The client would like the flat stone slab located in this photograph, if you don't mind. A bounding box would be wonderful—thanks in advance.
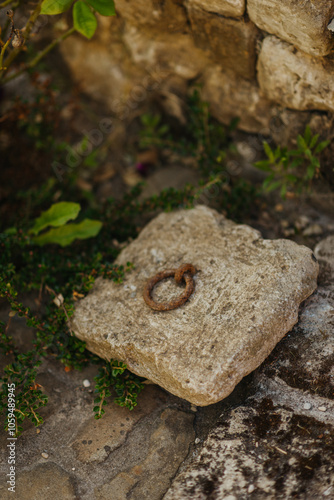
[71,206,318,406]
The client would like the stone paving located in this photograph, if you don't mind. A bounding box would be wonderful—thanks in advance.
[0,235,333,499]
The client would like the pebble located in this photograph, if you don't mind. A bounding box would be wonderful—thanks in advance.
[41,452,49,459]
[190,405,197,412]
[303,402,312,410]
[318,406,327,412]
[195,438,201,445]
[294,215,310,230]
[303,224,323,237]
[83,379,91,388]
[248,484,255,493]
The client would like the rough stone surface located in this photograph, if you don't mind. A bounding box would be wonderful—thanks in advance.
[248,0,334,56]
[0,463,77,500]
[188,6,260,79]
[95,409,195,500]
[115,0,188,33]
[123,24,209,80]
[71,206,318,406]
[164,235,334,499]
[187,0,245,18]
[257,36,334,113]
[202,66,273,133]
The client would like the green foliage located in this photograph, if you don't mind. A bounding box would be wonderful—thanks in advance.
[29,202,81,235]
[73,1,98,39]
[41,0,74,15]
[29,202,102,247]
[139,89,238,180]
[255,126,330,198]
[0,0,116,83]
[32,218,102,247]
[93,361,144,418]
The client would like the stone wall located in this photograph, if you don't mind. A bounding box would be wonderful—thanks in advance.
[60,0,334,141]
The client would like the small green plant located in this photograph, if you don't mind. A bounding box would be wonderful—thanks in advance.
[255,126,330,198]
[0,0,115,84]
[139,89,239,179]
[28,201,102,246]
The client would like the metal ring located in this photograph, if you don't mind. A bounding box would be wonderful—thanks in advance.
[143,264,197,311]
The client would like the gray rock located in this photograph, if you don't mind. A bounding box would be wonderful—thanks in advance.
[248,0,334,56]
[164,234,334,498]
[188,6,260,79]
[187,0,245,18]
[257,36,334,112]
[0,463,76,500]
[71,206,318,406]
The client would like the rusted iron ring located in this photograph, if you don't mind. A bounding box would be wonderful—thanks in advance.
[143,264,197,311]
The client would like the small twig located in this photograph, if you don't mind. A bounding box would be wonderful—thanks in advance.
[0,0,14,8]
[0,9,14,70]
[1,0,43,77]
[45,284,74,335]
[1,26,75,84]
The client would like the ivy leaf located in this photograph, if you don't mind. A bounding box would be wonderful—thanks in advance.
[41,0,74,15]
[73,1,98,39]
[85,0,115,16]
[32,219,102,247]
[30,202,81,235]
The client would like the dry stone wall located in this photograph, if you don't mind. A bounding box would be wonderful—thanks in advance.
[60,0,334,139]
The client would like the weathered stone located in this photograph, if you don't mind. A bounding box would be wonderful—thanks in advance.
[188,6,260,79]
[71,386,164,464]
[257,36,334,113]
[187,0,245,18]
[164,398,334,499]
[115,0,188,33]
[123,24,209,80]
[59,17,149,114]
[0,463,76,500]
[248,0,334,56]
[164,234,334,498]
[71,206,318,406]
[202,66,273,133]
[95,409,195,500]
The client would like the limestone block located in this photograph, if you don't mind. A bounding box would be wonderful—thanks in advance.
[247,0,334,56]
[202,66,273,134]
[115,0,187,33]
[71,206,318,406]
[123,24,210,80]
[59,18,148,113]
[257,36,334,113]
[188,6,260,79]
[186,0,245,18]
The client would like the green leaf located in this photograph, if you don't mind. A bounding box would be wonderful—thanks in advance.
[310,133,319,149]
[315,140,330,154]
[32,219,102,247]
[297,135,307,151]
[73,1,98,39]
[263,142,275,163]
[264,180,281,193]
[30,202,81,235]
[304,125,312,146]
[85,0,115,16]
[280,184,287,198]
[304,148,312,159]
[41,0,74,15]
[254,160,271,172]
[4,227,17,235]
